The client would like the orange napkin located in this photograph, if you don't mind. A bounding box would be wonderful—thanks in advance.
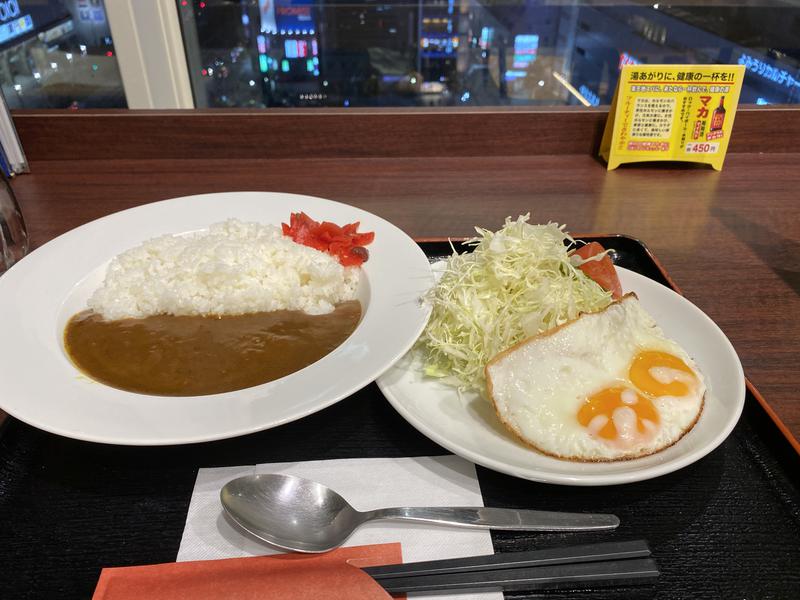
[92,543,403,600]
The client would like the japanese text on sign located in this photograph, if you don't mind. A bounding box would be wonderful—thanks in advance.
[600,64,745,170]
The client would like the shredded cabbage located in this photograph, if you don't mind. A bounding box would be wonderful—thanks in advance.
[418,215,613,393]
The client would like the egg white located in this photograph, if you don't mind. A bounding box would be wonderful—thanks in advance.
[486,293,706,461]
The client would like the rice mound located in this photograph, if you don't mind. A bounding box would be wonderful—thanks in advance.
[89,219,360,320]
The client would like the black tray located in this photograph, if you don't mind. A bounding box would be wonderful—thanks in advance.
[1,237,799,599]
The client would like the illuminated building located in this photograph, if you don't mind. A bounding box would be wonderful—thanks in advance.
[181,1,800,108]
[0,0,124,109]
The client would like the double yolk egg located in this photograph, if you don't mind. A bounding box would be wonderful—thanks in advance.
[486,295,705,462]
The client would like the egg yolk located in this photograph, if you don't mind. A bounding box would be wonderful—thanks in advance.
[629,350,697,398]
[577,387,660,441]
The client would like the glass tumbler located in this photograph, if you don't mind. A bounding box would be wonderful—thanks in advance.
[0,174,28,275]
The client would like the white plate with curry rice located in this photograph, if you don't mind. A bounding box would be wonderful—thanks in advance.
[0,192,433,445]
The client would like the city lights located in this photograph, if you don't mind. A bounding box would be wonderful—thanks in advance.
[175,1,800,111]
[553,72,592,106]
[578,84,600,106]
[739,53,800,89]
[619,52,641,69]
[513,35,539,69]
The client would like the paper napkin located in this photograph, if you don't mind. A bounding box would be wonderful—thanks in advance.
[178,455,502,600]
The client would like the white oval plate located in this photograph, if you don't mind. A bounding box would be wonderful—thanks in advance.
[378,267,745,486]
[0,192,433,445]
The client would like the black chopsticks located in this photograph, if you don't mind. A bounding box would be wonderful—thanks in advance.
[363,540,658,594]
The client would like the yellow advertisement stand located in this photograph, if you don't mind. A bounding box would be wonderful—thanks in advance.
[600,64,745,171]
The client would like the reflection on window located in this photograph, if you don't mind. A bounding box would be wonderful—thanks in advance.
[0,0,125,109]
[177,0,800,108]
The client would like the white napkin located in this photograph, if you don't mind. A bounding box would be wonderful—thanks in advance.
[178,455,502,600]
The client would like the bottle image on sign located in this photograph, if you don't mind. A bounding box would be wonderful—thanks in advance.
[710,97,726,131]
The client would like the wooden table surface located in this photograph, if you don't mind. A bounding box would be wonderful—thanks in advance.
[10,152,800,451]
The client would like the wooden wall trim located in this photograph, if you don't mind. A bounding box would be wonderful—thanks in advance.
[12,105,799,161]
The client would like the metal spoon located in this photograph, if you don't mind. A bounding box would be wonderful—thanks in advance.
[220,473,620,553]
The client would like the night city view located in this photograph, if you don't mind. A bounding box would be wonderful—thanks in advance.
[0,0,797,110]
[0,1,123,109]
[177,0,800,109]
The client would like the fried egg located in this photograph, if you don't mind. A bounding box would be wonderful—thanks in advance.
[485,293,705,461]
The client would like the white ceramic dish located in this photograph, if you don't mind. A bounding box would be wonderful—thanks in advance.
[377,267,745,486]
[0,192,433,445]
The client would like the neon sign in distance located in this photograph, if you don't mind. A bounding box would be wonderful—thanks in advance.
[0,0,20,22]
[619,52,640,69]
[513,34,538,70]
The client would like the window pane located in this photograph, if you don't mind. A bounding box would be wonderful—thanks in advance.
[0,0,125,109]
[177,0,800,108]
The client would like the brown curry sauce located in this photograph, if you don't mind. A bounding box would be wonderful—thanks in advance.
[64,301,361,396]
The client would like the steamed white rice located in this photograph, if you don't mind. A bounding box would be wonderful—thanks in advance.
[88,219,360,320]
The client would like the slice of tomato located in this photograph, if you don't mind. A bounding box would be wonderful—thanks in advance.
[574,242,623,299]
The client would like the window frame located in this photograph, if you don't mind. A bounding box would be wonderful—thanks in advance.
[105,0,194,109]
